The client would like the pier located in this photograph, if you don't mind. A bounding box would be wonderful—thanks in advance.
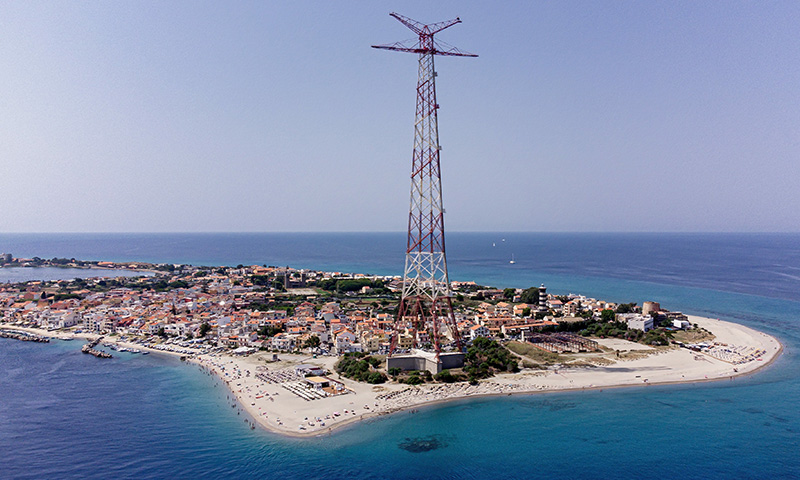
[0,330,50,343]
[81,342,113,359]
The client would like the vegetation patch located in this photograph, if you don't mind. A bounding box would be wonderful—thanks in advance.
[506,341,562,364]
[335,352,387,384]
[464,337,519,382]
[672,328,715,344]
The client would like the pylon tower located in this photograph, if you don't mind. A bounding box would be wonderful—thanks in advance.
[373,13,476,357]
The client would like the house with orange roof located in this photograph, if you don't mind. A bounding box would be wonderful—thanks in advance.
[546,299,563,312]
[287,325,308,335]
[334,328,356,353]
[270,333,295,351]
[310,322,329,343]
[513,303,531,317]
[360,332,382,353]
[469,324,490,340]
[563,300,581,316]
[483,316,519,328]
[495,302,513,315]
[320,302,341,313]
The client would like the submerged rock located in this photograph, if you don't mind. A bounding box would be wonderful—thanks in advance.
[398,435,449,453]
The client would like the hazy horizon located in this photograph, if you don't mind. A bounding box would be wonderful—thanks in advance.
[3,230,799,235]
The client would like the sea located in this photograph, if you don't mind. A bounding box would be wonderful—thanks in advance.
[1,233,798,479]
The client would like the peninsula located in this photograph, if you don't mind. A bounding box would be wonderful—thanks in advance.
[0,257,782,437]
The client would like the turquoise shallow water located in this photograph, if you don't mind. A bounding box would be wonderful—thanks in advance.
[1,233,799,479]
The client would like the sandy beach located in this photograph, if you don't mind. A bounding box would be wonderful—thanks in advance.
[184,315,783,437]
[2,314,782,438]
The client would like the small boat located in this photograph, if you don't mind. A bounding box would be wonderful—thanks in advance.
[509,254,516,264]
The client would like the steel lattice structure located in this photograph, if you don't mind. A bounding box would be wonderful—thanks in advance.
[373,13,476,358]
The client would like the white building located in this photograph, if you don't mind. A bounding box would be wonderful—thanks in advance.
[469,324,490,340]
[270,333,295,351]
[334,328,357,353]
[673,319,691,329]
[619,313,654,332]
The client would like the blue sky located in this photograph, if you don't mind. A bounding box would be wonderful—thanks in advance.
[1,1,798,232]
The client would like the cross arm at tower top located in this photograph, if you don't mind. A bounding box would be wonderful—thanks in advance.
[371,12,478,58]
[389,12,461,36]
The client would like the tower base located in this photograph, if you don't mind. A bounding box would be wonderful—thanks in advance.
[386,349,465,374]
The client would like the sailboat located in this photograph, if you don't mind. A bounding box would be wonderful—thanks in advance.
[509,254,516,264]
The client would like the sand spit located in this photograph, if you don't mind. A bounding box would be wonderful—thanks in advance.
[187,315,782,438]
[3,315,782,438]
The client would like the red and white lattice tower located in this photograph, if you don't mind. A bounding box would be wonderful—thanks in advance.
[373,13,476,358]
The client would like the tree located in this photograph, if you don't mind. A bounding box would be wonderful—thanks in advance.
[520,287,539,305]
[616,303,637,314]
[304,336,321,349]
[157,327,167,338]
[601,309,616,322]
[464,337,519,380]
[434,369,457,383]
[522,307,531,317]
[503,288,516,300]
[366,371,387,384]
[198,322,211,337]
[258,325,283,338]
[335,353,387,384]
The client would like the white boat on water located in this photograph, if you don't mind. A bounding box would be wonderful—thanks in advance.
[509,254,516,264]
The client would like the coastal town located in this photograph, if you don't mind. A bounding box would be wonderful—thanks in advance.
[0,255,782,436]
[0,255,689,354]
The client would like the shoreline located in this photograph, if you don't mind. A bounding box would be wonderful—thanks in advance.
[2,315,783,439]
[180,314,786,438]
[0,264,159,276]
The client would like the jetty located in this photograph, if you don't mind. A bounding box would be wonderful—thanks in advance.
[0,330,50,343]
[81,341,112,359]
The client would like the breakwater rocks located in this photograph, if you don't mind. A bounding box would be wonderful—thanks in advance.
[0,330,50,343]
[81,344,113,359]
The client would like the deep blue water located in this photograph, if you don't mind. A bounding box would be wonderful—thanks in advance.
[2,232,799,303]
[1,233,799,479]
